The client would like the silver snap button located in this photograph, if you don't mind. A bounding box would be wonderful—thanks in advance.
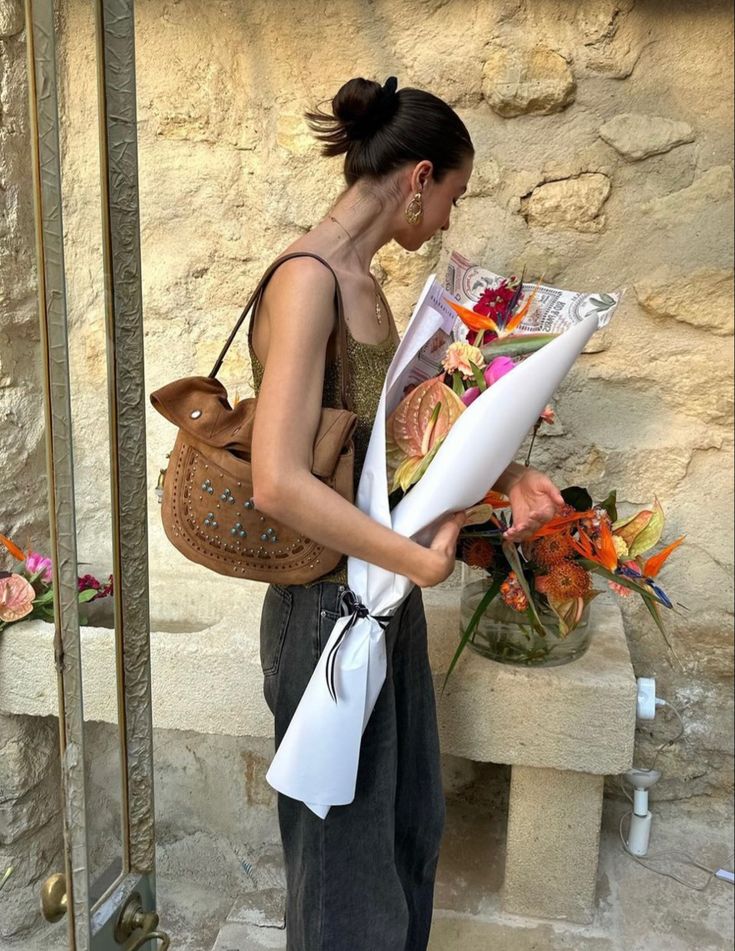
[190,409,202,419]
[320,610,327,617]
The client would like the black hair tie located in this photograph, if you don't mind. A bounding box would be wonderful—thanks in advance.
[381,75,398,100]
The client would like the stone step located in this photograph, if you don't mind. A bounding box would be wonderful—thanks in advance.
[210,796,735,951]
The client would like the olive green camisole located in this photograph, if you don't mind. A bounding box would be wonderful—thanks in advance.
[248,281,399,586]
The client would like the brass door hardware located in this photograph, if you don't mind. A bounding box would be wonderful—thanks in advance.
[40,872,67,923]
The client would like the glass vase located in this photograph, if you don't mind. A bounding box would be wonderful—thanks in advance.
[459,564,592,668]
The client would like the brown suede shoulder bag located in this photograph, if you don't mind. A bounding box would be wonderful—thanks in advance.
[149,252,357,584]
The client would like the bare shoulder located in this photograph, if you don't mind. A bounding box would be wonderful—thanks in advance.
[254,252,338,366]
[265,252,337,302]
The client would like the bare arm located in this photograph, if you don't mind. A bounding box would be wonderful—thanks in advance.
[251,258,462,588]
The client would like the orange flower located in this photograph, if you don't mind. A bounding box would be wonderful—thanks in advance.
[533,532,574,567]
[642,535,685,578]
[530,508,596,539]
[572,521,619,572]
[0,533,26,562]
[537,561,591,601]
[386,376,465,492]
[481,490,511,509]
[500,572,529,612]
[463,539,495,570]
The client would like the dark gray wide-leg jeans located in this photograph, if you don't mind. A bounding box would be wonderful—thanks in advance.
[259,581,446,951]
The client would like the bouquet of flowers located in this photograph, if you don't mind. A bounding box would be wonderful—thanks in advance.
[0,532,113,633]
[382,258,679,677]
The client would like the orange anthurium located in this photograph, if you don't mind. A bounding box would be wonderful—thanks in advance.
[386,377,465,492]
[643,535,685,578]
[0,533,25,562]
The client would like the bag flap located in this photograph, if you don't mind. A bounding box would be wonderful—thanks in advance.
[149,376,257,450]
[150,376,357,477]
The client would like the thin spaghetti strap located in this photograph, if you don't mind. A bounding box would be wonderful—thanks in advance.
[208,252,353,413]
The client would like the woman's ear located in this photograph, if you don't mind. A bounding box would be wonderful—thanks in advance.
[411,159,433,193]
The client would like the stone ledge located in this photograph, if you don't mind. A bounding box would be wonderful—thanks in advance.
[426,590,637,775]
[0,576,635,776]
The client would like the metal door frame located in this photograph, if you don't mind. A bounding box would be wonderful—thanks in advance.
[26,1,163,946]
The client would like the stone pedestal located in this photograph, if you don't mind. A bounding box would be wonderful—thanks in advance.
[426,591,636,924]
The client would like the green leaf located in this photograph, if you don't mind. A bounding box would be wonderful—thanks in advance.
[562,486,593,512]
[628,498,665,558]
[599,490,618,522]
[468,360,487,392]
[451,372,465,397]
[480,333,557,359]
[33,589,55,606]
[441,575,503,695]
[502,541,546,634]
[78,589,98,603]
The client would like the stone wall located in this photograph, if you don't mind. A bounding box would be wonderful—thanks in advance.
[1,0,732,804]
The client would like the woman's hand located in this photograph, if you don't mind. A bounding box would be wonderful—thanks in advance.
[502,466,564,543]
[413,511,468,588]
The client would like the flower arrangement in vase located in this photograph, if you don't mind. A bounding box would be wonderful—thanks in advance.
[0,533,113,633]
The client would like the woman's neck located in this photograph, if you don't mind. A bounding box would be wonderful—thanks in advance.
[317,185,396,274]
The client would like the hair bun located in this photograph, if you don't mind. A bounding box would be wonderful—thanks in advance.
[333,76,399,141]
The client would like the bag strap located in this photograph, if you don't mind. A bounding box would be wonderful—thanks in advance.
[208,251,353,413]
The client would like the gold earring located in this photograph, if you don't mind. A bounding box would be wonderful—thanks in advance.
[405,191,423,225]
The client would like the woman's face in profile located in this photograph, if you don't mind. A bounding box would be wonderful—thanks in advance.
[396,156,474,251]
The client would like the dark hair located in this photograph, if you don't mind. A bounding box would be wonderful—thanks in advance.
[304,76,474,187]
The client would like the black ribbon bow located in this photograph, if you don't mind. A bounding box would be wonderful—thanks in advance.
[324,587,392,704]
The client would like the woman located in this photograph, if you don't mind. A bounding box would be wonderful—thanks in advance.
[249,76,563,951]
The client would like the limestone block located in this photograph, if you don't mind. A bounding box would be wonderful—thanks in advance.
[521,174,611,233]
[0,767,60,844]
[482,47,576,118]
[426,592,636,775]
[0,715,57,798]
[599,113,695,161]
[503,766,604,923]
[0,0,23,38]
[634,268,734,336]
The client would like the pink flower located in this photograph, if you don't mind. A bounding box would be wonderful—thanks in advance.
[540,404,555,425]
[460,386,481,407]
[0,573,36,622]
[25,551,53,583]
[483,356,515,387]
[608,579,632,598]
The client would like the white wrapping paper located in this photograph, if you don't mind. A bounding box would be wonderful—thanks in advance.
[266,273,616,818]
